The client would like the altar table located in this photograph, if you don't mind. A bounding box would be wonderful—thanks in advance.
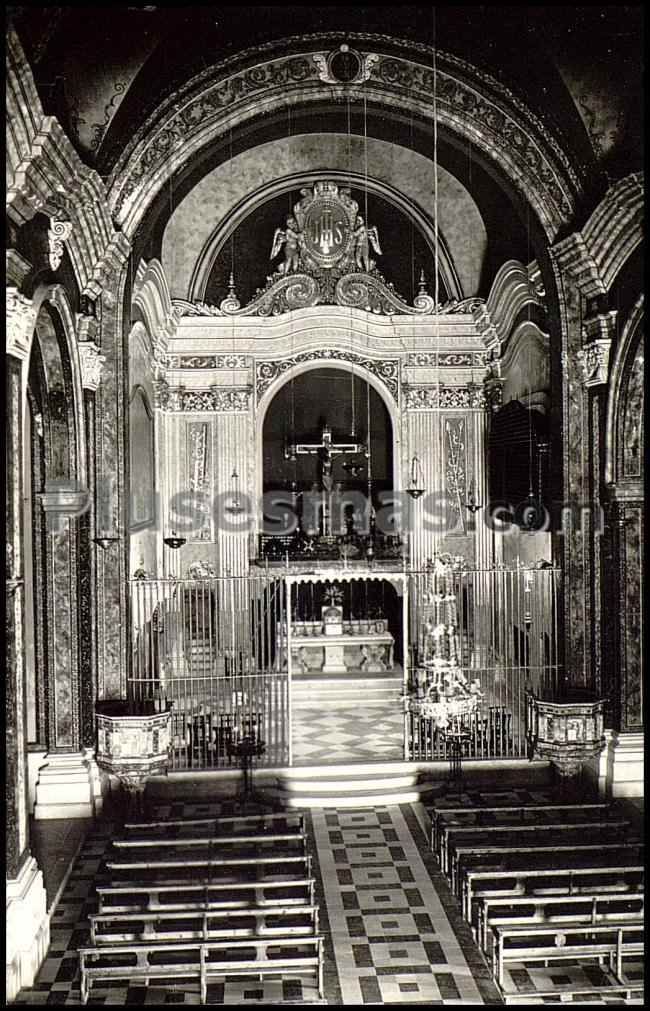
[276,626,394,674]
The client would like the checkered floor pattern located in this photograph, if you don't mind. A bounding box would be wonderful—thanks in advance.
[13,791,644,1005]
[292,703,404,765]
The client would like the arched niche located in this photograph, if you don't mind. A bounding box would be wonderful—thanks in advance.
[256,358,401,517]
[23,291,87,752]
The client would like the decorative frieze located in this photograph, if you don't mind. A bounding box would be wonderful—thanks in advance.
[47,219,73,271]
[577,339,612,388]
[256,351,399,403]
[6,288,37,361]
[166,353,250,370]
[153,383,252,412]
[77,341,107,392]
[404,385,486,410]
[406,352,488,368]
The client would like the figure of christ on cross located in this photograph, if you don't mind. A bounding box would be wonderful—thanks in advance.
[286,424,368,536]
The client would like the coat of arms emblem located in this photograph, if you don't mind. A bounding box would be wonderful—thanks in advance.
[270,181,382,275]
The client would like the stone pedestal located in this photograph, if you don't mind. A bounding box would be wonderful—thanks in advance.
[587,729,644,799]
[33,752,98,820]
[6,856,49,1001]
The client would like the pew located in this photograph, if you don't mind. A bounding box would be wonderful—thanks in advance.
[111,831,306,857]
[477,890,644,953]
[431,803,611,854]
[442,818,629,877]
[451,838,639,893]
[105,853,310,883]
[199,936,324,1003]
[97,875,316,914]
[124,812,305,839]
[462,861,643,921]
[90,904,319,944]
[79,935,324,1004]
[79,941,202,1004]
[490,921,644,989]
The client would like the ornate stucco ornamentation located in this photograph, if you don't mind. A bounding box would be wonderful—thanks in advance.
[256,351,399,404]
[78,342,107,392]
[404,385,487,411]
[577,339,612,387]
[406,352,489,368]
[156,387,252,413]
[6,288,37,360]
[47,219,74,271]
[166,353,250,370]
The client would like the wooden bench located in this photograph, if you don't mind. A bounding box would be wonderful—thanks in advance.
[430,803,611,854]
[200,936,324,1003]
[451,839,640,894]
[97,875,315,913]
[442,820,630,877]
[90,904,319,944]
[462,862,644,921]
[110,831,306,858]
[123,812,305,840]
[79,935,324,1004]
[477,890,645,953]
[79,941,202,1004]
[105,853,311,883]
[500,984,644,1006]
[491,921,644,989]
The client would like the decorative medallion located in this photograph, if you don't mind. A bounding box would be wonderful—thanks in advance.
[270,180,381,276]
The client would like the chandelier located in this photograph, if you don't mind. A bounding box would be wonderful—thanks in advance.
[409,554,483,731]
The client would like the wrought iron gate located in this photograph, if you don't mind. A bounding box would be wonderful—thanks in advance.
[128,565,561,769]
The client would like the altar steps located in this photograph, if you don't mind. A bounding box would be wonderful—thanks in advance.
[271,762,428,808]
[291,674,403,706]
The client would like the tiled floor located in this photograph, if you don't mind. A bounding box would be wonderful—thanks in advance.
[14,793,644,1005]
[292,703,404,765]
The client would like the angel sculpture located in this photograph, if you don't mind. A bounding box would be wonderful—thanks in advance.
[352,215,382,272]
[270,216,302,274]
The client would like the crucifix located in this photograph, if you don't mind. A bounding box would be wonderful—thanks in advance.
[285,424,367,535]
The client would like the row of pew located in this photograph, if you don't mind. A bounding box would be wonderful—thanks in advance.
[429,797,644,1004]
[79,810,324,1004]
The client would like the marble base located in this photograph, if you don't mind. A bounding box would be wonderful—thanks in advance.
[27,750,47,815]
[6,856,50,1001]
[33,752,100,820]
[587,729,644,798]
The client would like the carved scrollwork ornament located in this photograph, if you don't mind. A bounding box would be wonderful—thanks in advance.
[48,219,73,271]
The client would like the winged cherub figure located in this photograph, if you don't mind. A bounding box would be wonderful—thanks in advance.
[352,215,382,272]
[270,215,303,274]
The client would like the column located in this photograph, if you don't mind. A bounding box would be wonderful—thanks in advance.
[549,238,609,691]
[6,289,50,999]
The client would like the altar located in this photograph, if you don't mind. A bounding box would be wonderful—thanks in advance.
[277,606,395,674]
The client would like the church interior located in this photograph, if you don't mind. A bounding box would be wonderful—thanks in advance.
[6,5,644,1005]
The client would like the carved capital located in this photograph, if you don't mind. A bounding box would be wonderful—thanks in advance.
[39,479,91,531]
[577,339,612,387]
[48,219,73,271]
[78,341,107,392]
[6,287,36,360]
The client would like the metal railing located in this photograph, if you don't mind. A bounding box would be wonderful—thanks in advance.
[128,565,561,768]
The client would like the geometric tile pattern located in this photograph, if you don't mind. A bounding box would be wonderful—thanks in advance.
[292,703,404,765]
[310,804,501,1004]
